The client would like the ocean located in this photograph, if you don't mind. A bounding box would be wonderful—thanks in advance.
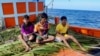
[47,9,100,29]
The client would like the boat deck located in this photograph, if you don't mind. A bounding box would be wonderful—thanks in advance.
[0,24,100,56]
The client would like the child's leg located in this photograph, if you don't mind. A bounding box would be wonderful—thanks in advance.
[66,35,85,51]
[60,36,72,49]
[41,34,48,40]
[36,36,43,44]
[42,35,54,43]
[18,34,30,51]
[55,36,71,48]
[28,35,34,41]
[36,38,40,44]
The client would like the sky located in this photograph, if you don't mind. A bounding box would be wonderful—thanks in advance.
[45,0,100,11]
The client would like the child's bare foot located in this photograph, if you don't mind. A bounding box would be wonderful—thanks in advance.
[24,47,31,52]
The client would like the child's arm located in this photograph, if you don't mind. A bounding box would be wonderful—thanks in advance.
[21,25,27,36]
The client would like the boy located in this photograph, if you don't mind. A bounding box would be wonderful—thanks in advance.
[56,16,85,51]
[34,13,54,44]
[18,15,36,52]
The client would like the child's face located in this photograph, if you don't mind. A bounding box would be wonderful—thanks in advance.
[23,18,29,24]
[62,19,67,24]
[41,18,46,23]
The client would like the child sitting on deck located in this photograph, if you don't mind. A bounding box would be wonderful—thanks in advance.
[18,15,36,52]
[34,13,54,44]
[55,16,85,51]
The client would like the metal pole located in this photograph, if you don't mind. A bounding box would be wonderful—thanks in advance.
[36,0,39,16]
[45,6,48,13]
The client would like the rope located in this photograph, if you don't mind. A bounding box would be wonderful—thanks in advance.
[51,0,54,9]
[46,0,54,9]
[46,0,54,6]
[45,0,71,13]
[46,0,71,9]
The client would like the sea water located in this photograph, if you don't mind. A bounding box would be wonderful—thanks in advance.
[47,9,100,29]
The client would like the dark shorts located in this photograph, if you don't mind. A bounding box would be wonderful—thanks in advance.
[36,34,48,39]
[22,33,37,42]
[30,33,37,42]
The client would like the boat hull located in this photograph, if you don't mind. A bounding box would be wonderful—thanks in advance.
[70,25,100,38]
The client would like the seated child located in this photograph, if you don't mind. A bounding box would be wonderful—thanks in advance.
[18,15,36,52]
[34,13,54,44]
[55,16,85,51]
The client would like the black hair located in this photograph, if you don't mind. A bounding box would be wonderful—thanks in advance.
[24,15,29,20]
[23,22,33,30]
[41,12,48,19]
[23,15,32,29]
[61,16,67,21]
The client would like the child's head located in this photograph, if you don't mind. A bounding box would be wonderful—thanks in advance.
[40,13,48,23]
[61,16,67,25]
[23,15,29,24]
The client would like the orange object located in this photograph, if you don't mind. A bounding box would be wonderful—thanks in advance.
[0,1,45,28]
[29,14,36,22]
[55,17,59,25]
[5,17,16,28]
[70,25,100,38]
[81,29,88,35]
[28,2,36,12]
[94,30,100,38]
[2,3,14,15]
[18,16,24,26]
[18,15,36,26]
[56,49,87,56]
[16,2,26,13]
[38,2,44,11]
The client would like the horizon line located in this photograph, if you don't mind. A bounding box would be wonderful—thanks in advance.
[47,8,100,12]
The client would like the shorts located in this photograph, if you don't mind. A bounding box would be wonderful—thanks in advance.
[36,34,48,40]
[55,37,62,42]
[55,34,68,42]
[23,33,37,42]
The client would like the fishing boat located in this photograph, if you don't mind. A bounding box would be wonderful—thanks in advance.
[0,0,99,38]
[0,0,100,56]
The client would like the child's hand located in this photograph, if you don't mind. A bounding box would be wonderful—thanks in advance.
[26,33,33,36]
[41,35,47,40]
[40,27,44,30]
[23,34,30,37]
[23,33,27,36]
